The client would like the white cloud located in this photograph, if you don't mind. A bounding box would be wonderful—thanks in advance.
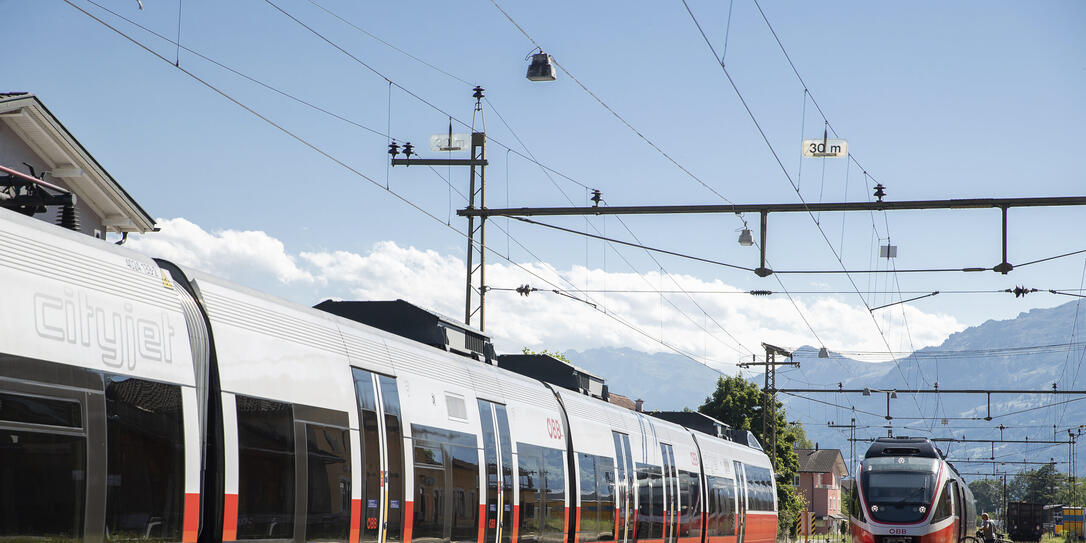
[129,218,967,368]
[128,218,314,284]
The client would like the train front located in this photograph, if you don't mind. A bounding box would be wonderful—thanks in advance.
[851,455,950,543]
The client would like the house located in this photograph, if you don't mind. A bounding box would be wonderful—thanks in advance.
[0,92,154,238]
[795,447,849,536]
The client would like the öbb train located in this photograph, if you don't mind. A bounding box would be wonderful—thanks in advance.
[0,206,778,543]
[850,437,976,543]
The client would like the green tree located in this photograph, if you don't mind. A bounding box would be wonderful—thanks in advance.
[1017,464,1066,504]
[521,347,572,364]
[969,478,1003,515]
[698,374,807,536]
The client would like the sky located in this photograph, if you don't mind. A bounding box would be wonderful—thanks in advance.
[6,1,1086,374]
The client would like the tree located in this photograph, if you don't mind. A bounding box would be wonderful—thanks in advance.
[521,347,572,364]
[699,374,807,536]
[1019,464,1066,504]
[969,478,1003,515]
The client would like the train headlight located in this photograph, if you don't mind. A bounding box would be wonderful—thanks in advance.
[871,505,879,512]
[918,506,927,513]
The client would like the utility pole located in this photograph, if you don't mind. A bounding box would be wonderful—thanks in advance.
[390,87,489,330]
[464,86,488,330]
[738,342,797,468]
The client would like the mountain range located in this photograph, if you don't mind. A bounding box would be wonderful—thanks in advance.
[565,300,1086,479]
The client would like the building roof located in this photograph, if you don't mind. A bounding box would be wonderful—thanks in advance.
[608,392,637,410]
[0,93,154,232]
[796,448,849,477]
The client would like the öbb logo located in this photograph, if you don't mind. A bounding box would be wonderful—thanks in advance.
[546,418,563,440]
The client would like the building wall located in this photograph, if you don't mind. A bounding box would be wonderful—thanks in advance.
[0,122,105,237]
[797,471,843,535]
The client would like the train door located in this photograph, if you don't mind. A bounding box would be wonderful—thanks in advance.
[733,462,747,543]
[479,400,515,543]
[660,444,679,543]
[353,369,406,543]
[612,432,635,543]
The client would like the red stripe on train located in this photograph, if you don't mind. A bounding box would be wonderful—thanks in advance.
[350,498,362,543]
[182,493,199,543]
[575,506,582,543]
[403,501,414,543]
[478,503,487,543]
[222,493,239,541]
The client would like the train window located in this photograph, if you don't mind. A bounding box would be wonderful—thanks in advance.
[541,448,566,543]
[494,406,514,543]
[517,443,566,543]
[450,444,480,542]
[596,457,616,541]
[932,481,953,523]
[104,376,185,542]
[706,476,735,537]
[579,453,599,543]
[519,444,542,543]
[305,424,352,543]
[379,375,406,543]
[479,402,500,543]
[0,391,82,428]
[678,470,700,536]
[414,443,446,541]
[412,424,480,543]
[743,466,774,512]
[635,463,664,539]
[236,396,296,540]
[354,369,382,543]
[0,429,86,540]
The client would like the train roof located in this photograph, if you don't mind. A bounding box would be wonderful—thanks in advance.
[864,437,942,459]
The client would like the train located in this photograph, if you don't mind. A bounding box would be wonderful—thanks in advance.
[1006,502,1044,542]
[0,205,778,543]
[849,437,976,543]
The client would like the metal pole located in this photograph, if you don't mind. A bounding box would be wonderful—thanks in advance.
[478,131,487,331]
[762,354,770,452]
[465,136,477,325]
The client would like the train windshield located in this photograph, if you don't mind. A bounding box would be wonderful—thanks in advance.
[860,457,939,523]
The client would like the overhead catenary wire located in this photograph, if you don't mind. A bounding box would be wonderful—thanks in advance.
[87,0,754,364]
[260,0,757,361]
[485,0,882,360]
[63,0,726,372]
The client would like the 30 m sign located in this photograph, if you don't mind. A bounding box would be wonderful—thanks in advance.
[801,138,848,158]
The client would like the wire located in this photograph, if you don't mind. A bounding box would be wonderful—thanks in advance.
[486,0,844,361]
[510,216,754,272]
[487,0,738,206]
[64,0,720,371]
[83,0,394,140]
[298,0,758,359]
[307,0,475,87]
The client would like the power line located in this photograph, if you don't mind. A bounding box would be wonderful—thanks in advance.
[487,0,846,361]
[262,0,754,359]
[63,0,722,371]
[486,0,738,206]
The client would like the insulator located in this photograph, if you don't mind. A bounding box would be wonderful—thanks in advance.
[388,142,400,158]
[57,202,79,231]
[749,290,772,296]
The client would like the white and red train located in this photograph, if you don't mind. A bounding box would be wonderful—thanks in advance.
[0,205,777,543]
[851,438,977,543]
